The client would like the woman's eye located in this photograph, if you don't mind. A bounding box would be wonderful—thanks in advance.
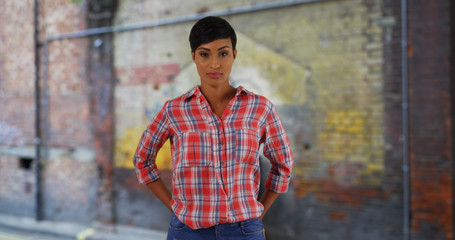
[199,52,209,57]
[220,52,229,57]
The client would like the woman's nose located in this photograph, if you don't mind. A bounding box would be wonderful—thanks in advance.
[210,57,220,69]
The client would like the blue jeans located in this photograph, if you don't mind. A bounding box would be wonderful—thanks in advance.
[167,214,266,240]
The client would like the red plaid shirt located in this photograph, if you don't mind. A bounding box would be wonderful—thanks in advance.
[134,86,293,229]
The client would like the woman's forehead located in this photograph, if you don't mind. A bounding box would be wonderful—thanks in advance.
[196,38,232,51]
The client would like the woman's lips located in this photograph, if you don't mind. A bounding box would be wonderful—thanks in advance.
[207,72,222,78]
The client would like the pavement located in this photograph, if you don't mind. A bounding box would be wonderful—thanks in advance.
[0,213,168,240]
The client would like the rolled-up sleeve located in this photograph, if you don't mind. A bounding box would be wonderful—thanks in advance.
[133,101,170,184]
[262,102,294,193]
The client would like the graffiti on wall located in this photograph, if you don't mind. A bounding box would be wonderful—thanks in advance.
[114,64,179,170]
[113,0,386,197]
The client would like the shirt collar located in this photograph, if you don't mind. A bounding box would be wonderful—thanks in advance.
[183,86,202,100]
[184,85,252,101]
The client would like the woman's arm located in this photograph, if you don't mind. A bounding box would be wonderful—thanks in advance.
[146,178,173,213]
[259,188,280,220]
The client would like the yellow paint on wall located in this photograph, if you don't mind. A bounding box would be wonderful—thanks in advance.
[155,140,172,170]
[114,127,142,169]
[236,34,308,105]
[322,110,383,169]
[115,127,172,170]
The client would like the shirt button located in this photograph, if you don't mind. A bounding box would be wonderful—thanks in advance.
[221,161,225,166]
[220,141,224,145]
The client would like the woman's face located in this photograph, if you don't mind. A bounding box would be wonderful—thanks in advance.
[192,38,237,88]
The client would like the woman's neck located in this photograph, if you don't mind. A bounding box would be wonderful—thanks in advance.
[199,83,236,103]
[199,83,237,118]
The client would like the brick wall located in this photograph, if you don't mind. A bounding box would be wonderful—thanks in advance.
[111,0,453,239]
[0,156,35,216]
[408,0,454,239]
[0,1,35,146]
[382,0,404,208]
[0,0,453,239]
[0,0,97,224]
[0,0,39,218]
[38,0,96,224]
[111,0,407,239]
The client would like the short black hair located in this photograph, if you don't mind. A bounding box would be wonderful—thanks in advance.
[189,16,237,53]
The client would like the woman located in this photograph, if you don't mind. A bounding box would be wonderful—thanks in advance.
[134,16,293,240]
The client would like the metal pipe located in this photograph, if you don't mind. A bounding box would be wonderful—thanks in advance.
[42,41,50,162]
[452,0,455,236]
[401,0,410,239]
[45,0,324,41]
[33,0,43,221]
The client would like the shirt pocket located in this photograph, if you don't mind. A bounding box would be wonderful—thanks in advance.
[235,129,259,164]
[179,132,212,167]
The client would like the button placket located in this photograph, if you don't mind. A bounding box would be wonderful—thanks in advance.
[218,119,229,194]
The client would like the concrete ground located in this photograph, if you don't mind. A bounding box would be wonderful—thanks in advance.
[0,213,167,240]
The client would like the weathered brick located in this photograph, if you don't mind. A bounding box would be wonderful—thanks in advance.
[0,0,453,239]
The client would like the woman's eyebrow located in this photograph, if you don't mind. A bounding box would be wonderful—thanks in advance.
[196,47,211,51]
[196,46,231,52]
[217,46,230,51]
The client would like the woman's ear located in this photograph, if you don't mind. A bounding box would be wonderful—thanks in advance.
[233,49,237,59]
[191,51,195,61]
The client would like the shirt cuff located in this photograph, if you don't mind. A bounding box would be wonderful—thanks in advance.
[137,166,161,185]
[265,173,291,193]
